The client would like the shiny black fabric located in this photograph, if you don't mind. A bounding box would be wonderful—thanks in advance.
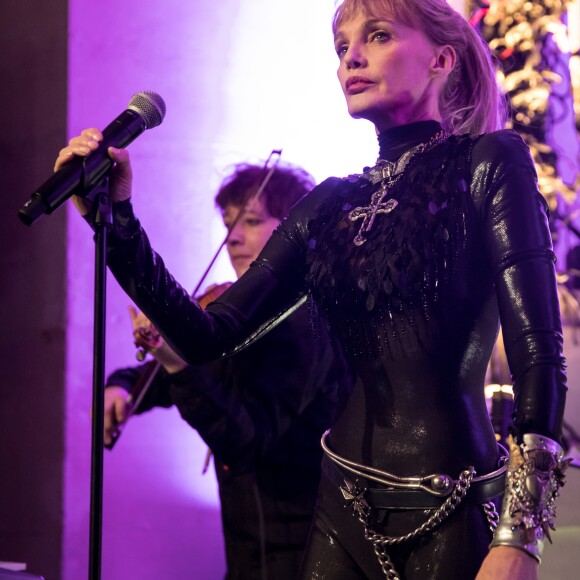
[301,460,495,580]
[103,122,567,578]
[106,305,343,579]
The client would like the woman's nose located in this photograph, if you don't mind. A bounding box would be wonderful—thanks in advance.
[345,43,366,69]
[228,223,244,245]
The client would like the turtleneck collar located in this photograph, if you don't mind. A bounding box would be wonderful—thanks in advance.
[377,120,443,162]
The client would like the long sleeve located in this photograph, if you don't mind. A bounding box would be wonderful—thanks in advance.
[473,130,567,441]
[168,307,341,472]
[106,364,143,393]
[103,312,342,473]
[104,178,340,366]
[104,309,341,473]
[105,361,173,412]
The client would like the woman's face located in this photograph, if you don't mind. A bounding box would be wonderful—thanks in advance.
[334,11,445,132]
[223,198,280,278]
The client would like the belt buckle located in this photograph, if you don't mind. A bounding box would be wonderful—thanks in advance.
[340,478,370,519]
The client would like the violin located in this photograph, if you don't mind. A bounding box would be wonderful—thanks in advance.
[133,281,234,360]
[106,281,233,450]
[197,281,234,308]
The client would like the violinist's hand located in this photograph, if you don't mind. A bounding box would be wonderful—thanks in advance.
[104,386,131,447]
[476,546,538,580]
[53,128,133,216]
[129,306,188,374]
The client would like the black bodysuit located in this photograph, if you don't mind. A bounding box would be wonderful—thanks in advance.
[103,122,566,579]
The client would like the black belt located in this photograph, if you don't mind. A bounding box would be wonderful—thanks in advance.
[322,454,505,510]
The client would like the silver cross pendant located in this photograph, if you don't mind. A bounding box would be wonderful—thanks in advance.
[349,184,399,246]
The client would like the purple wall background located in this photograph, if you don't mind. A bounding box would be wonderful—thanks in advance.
[63,0,368,580]
[1,1,372,577]
[62,1,374,579]
[1,1,580,579]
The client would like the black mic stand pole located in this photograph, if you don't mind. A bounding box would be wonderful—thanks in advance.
[88,176,112,580]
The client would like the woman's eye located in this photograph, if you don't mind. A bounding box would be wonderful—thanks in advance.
[370,30,390,43]
[245,218,262,226]
[336,43,348,58]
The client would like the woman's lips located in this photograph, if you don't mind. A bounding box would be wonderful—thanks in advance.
[345,77,373,94]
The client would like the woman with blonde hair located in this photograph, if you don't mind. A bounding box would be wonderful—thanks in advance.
[57,0,568,578]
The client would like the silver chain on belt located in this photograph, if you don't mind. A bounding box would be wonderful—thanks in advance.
[321,431,502,579]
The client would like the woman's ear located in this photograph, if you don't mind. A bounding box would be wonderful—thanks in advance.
[431,45,456,80]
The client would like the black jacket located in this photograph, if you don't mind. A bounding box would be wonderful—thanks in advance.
[107,304,345,579]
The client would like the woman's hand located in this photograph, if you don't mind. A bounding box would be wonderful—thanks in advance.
[129,306,188,374]
[53,128,133,215]
[476,546,538,580]
[103,386,132,447]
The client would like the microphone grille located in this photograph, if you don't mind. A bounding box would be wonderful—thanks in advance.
[128,91,166,129]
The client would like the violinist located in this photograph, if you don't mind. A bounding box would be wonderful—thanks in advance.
[103,162,347,580]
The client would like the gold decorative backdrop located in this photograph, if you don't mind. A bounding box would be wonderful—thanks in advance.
[470,0,580,210]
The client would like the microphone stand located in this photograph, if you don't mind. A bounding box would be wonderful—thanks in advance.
[88,176,112,580]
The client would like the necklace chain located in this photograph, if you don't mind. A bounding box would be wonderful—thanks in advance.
[348,130,449,246]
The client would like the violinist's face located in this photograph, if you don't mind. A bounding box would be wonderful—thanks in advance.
[334,11,446,132]
[223,198,280,278]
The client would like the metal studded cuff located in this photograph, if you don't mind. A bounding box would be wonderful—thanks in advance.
[490,433,570,562]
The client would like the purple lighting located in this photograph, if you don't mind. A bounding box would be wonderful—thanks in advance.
[64,1,370,579]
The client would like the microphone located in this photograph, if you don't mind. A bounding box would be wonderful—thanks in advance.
[18,91,166,226]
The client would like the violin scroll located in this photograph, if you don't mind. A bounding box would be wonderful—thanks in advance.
[134,325,163,361]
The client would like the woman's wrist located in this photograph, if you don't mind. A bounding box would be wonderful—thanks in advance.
[490,433,569,562]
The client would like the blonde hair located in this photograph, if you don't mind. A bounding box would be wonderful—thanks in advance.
[333,0,506,135]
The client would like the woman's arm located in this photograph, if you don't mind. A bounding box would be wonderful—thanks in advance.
[103,190,316,364]
[56,127,337,365]
[475,129,566,441]
[474,130,568,576]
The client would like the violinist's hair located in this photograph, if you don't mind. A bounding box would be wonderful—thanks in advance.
[332,0,507,135]
[215,162,316,220]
